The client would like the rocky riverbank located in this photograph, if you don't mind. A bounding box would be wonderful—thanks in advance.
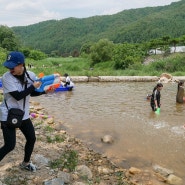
[0,101,132,185]
[0,99,183,185]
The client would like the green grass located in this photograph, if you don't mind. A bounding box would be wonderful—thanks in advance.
[1,53,185,77]
[46,135,65,143]
[44,125,54,132]
[26,57,92,76]
[49,149,78,172]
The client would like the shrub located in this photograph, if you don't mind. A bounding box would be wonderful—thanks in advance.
[50,149,78,172]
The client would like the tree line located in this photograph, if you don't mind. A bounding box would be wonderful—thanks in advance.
[10,0,185,56]
[1,24,185,71]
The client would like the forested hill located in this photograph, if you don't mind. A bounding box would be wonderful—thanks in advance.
[12,0,185,55]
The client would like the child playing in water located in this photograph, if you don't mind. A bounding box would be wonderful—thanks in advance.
[63,73,73,87]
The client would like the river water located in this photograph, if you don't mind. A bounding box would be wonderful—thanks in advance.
[32,82,185,181]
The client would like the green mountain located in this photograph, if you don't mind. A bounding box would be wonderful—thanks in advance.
[12,0,185,55]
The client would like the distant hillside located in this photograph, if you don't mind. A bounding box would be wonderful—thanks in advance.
[12,0,185,55]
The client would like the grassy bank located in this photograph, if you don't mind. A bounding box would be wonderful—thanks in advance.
[1,53,185,77]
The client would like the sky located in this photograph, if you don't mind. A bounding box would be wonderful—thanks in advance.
[0,0,180,27]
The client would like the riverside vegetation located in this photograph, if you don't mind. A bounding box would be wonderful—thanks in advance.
[1,52,185,78]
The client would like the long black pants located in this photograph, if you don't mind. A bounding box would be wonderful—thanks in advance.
[0,118,36,163]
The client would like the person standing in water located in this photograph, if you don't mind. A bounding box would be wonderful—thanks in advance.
[176,80,185,103]
[150,83,163,111]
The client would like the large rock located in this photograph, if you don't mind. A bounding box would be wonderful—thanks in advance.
[160,73,172,80]
[101,135,114,144]
[75,165,93,180]
[167,174,183,185]
[153,164,173,177]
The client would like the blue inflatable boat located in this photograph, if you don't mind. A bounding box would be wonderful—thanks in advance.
[54,84,74,92]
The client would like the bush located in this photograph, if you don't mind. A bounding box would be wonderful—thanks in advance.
[29,50,47,60]
[90,39,114,65]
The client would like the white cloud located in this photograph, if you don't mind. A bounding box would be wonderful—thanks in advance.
[0,0,180,27]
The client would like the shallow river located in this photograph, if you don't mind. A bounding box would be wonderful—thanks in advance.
[32,82,185,181]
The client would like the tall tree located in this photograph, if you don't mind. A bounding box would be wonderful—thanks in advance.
[170,38,180,53]
[90,39,114,65]
[0,25,20,51]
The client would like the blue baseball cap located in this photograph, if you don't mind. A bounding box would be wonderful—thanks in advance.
[3,51,25,69]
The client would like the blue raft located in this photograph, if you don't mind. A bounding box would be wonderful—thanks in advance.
[54,84,74,92]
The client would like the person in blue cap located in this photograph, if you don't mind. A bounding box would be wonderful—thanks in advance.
[0,51,50,172]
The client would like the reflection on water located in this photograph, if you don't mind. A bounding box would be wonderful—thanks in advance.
[33,82,185,181]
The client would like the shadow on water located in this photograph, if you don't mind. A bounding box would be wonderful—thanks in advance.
[33,82,185,182]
